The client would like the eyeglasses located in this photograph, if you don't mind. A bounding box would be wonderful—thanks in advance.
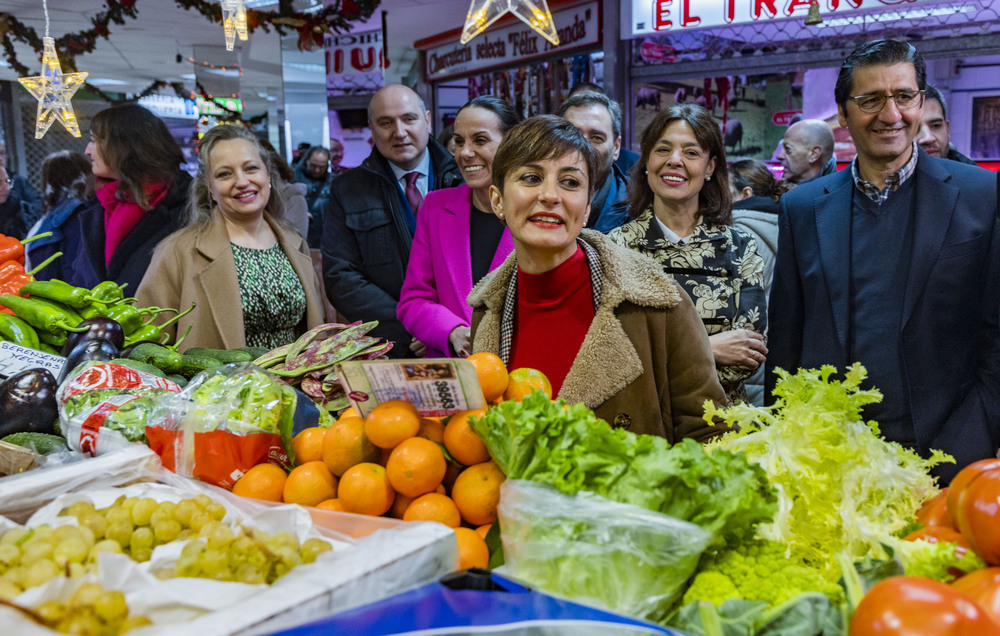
[848,90,925,114]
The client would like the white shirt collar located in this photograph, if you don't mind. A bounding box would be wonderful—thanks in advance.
[654,215,690,245]
[389,151,431,196]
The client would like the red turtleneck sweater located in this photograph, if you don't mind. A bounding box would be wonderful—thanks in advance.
[507,246,594,395]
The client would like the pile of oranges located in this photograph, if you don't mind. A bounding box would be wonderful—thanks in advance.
[231,353,551,572]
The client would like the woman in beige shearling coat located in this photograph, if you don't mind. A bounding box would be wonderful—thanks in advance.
[468,116,727,442]
[136,126,324,350]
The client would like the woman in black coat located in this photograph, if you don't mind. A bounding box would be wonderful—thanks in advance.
[61,103,191,290]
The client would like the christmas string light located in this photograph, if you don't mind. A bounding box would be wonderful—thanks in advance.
[461,0,559,46]
[221,0,249,51]
[186,57,244,77]
[16,0,88,138]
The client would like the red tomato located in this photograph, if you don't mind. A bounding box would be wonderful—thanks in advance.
[956,469,1000,565]
[953,568,1000,627]
[905,526,978,579]
[905,526,970,549]
[917,489,954,529]
[947,459,1000,529]
[849,576,1000,635]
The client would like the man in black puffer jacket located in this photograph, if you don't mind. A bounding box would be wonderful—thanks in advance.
[322,85,461,358]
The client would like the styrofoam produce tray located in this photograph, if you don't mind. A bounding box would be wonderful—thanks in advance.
[1,470,458,635]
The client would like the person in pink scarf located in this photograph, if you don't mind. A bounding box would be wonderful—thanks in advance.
[59,103,191,291]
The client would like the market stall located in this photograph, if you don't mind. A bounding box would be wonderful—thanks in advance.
[2,264,1000,636]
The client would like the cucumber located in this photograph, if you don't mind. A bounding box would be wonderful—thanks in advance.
[183,347,253,364]
[237,346,270,359]
[128,342,183,374]
[177,354,223,378]
[1,432,68,455]
[166,374,188,387]
[109,358,168,378]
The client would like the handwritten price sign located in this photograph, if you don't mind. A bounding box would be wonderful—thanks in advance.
[0,341,65,381]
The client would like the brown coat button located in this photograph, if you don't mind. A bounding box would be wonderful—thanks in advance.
[613,413,632,429]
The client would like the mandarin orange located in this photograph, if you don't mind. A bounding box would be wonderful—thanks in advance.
[232,463,287,502]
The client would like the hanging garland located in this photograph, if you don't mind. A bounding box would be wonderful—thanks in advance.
[0,0,379,108]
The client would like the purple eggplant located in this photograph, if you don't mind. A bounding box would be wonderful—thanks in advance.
[57,338,120,385]
[61,317,126,356]
[0,368,59,437]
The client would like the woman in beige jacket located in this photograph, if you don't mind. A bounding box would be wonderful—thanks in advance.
[137,125,324,351]
[468,116,726,442]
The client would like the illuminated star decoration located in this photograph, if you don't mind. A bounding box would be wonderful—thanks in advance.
[461,0,559,46]
[222,0,249,51]
[17,37,88,139]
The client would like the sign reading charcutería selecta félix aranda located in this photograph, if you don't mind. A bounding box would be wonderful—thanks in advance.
[420,0,600,82]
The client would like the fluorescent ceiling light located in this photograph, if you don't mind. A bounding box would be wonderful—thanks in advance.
[285,62,325,72]
[87,78,131,86]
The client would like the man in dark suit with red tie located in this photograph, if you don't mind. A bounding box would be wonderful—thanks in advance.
[767,39,1000,483]
[322,85,461,357]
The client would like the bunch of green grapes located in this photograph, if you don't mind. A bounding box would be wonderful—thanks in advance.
[0,494,232,598]
[0,524,122,600]
[30,582,151,635]
[60,494,227,564]
[173,522,332,584]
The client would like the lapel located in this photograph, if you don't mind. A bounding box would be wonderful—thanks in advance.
[814,169,855,354]
[490,229,515,271]
[558,296,645,409]
[192,212,245,349]
[440,185,474,302]
[469,232,660,410]
[902,154,957,329]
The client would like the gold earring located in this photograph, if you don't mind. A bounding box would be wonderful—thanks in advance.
[498,212,505,219]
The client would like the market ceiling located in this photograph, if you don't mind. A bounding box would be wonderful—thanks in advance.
[0,0,470,117]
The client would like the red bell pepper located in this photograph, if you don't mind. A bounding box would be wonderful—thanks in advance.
[0,231,53,265]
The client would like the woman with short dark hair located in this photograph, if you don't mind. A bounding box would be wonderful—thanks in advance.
[468,115,727,442]
[610,104,768,405]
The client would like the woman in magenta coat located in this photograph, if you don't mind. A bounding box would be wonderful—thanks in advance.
[398,97,520,357]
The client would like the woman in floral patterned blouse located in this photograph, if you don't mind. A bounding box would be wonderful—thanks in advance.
[137,125,324,350]
[609,105,768,404]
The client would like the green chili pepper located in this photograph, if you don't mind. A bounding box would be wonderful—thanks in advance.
[38,329,67,348]
[101,304,153,334]
[19,280,101,309]
[125,303,196,346]
[20,296,85,328]
[90,281,127,304]
[0,313,41,349]
[35,341,60,355]
[0,295,88,334]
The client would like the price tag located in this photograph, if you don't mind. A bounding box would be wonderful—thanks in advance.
[337,358,486,418]
[0,341,66,381]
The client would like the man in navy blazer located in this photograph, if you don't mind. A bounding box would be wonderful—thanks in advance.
[767,39,1000,483]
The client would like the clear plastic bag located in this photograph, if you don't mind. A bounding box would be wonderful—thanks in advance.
[145,363,297,489]
[56,361,182,456]
[497,479,712,624]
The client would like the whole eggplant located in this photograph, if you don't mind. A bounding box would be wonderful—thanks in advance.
[0,368,59,437]
[61,317,126,356]
[57,338,120,385]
